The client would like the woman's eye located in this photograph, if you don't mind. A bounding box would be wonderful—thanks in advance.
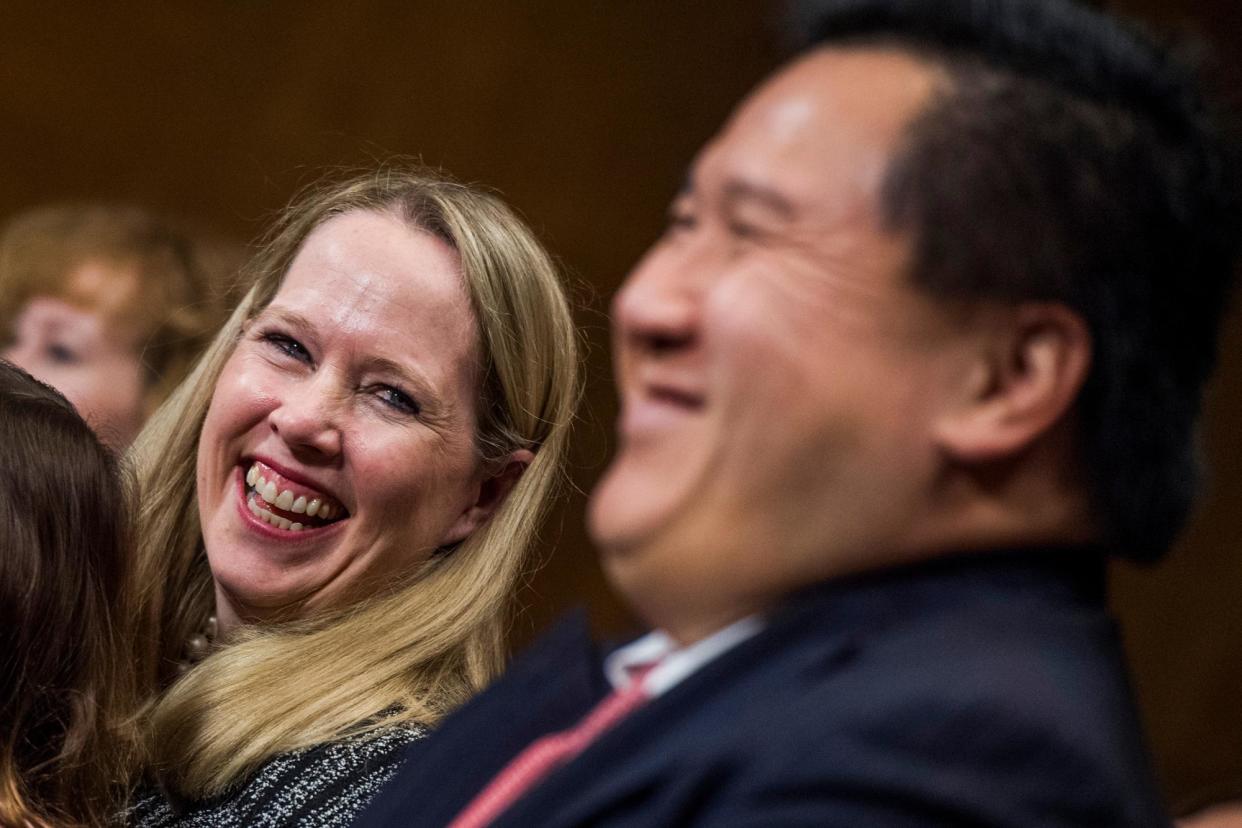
[46,343,80,365]
[262,332,312,364]
[374,385,420,416]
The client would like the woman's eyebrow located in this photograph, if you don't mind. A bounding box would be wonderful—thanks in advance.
[258,306,316,333]
[366,355,439,403]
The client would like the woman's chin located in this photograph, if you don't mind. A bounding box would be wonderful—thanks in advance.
[215,581,319,626]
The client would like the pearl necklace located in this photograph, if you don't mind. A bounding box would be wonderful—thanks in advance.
[177,614,218,674]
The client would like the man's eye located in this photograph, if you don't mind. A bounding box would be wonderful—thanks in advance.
[263,332,312,364]
[374,385,420,416]
[46,343,80,365]
[726,219,762,240]
[667,210,697,233]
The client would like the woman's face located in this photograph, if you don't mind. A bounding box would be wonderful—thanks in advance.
[2,292,146,448]
[196,210,491,628]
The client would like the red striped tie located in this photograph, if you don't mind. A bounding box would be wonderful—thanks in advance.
[447,665,655,828]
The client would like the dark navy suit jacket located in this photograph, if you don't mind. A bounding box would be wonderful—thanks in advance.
[357,549,1170,827]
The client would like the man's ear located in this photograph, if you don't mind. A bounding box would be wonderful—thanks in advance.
[440,449,536,546]
[934,304,1091,464]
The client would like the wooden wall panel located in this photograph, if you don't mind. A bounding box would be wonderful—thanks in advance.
[0,0,780,644]
[2,0,1238,810]
[1104,1,1242,810]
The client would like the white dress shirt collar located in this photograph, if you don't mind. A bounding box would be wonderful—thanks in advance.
[603,615,764,698]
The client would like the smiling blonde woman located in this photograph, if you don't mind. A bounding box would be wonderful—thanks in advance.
[125,166,579,826]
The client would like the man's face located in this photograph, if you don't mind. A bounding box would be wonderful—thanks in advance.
[590,48,981,641]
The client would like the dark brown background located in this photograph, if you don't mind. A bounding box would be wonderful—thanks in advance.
[2,1,1237,812]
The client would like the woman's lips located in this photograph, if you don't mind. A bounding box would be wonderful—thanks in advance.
[245,460,346,520]
[234,464,347,537]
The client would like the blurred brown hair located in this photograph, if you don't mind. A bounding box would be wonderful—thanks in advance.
[0,203,237,415]
[0,360,142,827]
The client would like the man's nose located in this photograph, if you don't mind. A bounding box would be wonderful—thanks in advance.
[613,246,703,358]
[267,373,345,460]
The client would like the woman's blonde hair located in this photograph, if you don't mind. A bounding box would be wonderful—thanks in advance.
[131,165,580,798]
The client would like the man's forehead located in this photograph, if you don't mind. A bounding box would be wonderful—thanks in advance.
[690,46,943,212]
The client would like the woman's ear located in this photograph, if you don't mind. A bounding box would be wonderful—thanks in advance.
[934,303,1091,464]
[440,449,536,545]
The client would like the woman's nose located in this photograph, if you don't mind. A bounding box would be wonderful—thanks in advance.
[267,375,344,460]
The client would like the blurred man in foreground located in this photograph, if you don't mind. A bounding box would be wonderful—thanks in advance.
[362,0,1238,824]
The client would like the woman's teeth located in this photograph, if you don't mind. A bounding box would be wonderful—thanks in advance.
[244,462,340,526]
[248,495,307,531]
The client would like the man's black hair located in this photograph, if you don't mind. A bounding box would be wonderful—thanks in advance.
[797,0,1240,561]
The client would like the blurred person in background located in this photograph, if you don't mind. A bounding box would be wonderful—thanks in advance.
[0,203,233,448]
[0,360,142,827]
[123,165,580,826]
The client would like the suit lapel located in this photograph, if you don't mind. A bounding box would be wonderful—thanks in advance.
[490,550,1110,827]
[494,593,864,827]
[362,610,607,827]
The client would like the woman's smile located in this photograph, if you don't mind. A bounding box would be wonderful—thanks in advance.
[242,459,347,531]
[233,463,349,541]
[196,209,488,628]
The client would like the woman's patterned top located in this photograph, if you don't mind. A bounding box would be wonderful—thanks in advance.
[124,724,424,827]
